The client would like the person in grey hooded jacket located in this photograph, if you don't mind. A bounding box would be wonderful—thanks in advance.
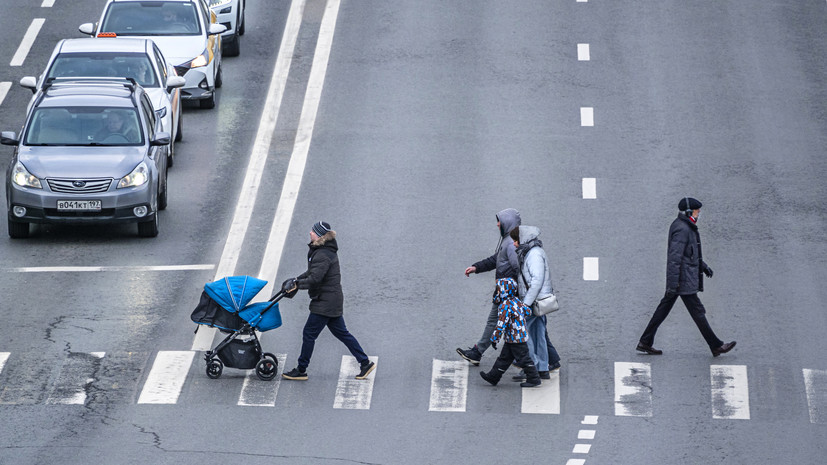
[510,225,561,380]
[457,208,521,365]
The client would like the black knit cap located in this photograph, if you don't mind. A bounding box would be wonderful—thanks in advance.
[678,197,703,211]
[312,221,331,237]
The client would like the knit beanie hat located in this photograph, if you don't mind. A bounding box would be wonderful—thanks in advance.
[312,221,332,237]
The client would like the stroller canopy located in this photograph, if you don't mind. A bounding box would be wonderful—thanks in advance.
[204,275,268,313]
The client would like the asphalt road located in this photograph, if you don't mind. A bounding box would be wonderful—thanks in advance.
[0,1,825,464]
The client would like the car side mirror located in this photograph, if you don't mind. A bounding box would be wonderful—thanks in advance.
[78,23,96,35]
[1,132,19,146]
[19,76,37,93]
[166,76,186,90]
[208,24,227,35]
[150,132,171,146]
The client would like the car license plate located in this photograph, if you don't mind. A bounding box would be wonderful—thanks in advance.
[57,200,102,211]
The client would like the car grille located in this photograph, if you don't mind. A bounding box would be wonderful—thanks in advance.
[47,179,112,194]
[174,66,189,77]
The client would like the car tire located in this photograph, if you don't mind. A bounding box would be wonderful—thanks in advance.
[224,34,240,57]
[167,141,175,168]
[8,220,29,239]
[174,110,183,142]
[158,181,168,211]
[199,93,216,109]
[137,214,159,238]
[215,64,223,88]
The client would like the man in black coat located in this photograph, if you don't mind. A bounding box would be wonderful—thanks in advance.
[636,198,736,357]
[281,221,376,380]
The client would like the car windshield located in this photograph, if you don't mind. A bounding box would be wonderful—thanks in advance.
[100,2,201,36]
[47,53,159,87]
[24,107,144,146]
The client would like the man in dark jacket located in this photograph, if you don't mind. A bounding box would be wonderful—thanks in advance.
[637,198,736,357]
[281,221,376,380]
[457,208,522,365]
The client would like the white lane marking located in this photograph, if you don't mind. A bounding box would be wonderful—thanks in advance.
[582,415,599,424]
[191,0,307,351]
[10,19,45,67]
[238,353,286,407]
[711,364,750,420]
[577,43,590,61]
[803,368,827,424]
[578,430,596,440]
[614,361,653,417]
[582,177,596,199]
[137,351,194,404]
[566,461,586,465]
[253,0,340,301]
[573,444,592,454]
[45,352,105,405]
[5,264,214,273]
[580,107,594,126]
[41,0,55,6]
[521,371,560,414]
[0,82,11,107]
[333,355,377,410]
[577,0,588,3]
[583,257,599,281]
[0,352,9,374]
[429,360,468,412]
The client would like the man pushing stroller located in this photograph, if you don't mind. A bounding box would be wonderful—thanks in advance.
[281,221,376,381]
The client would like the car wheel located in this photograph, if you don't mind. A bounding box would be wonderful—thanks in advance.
[238,4,245,36]
[167,141,175,168]
[158,180,168,211]
[215,63,223,88]
[8,220,29,239]
[137,214,159,238]
[199,93,216,109]
[174,110,183,142]
[224,34,240,57]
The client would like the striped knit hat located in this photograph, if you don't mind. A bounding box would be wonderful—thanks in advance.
[312,221,331,237]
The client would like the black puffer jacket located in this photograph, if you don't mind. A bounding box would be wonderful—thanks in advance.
[666,214,711,295]
[296,231,344,317]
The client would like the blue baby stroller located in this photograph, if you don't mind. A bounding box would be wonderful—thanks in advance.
[191,275,286,381]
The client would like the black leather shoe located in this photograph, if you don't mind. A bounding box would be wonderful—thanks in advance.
[636,342,663,355]
[712,341,736,357]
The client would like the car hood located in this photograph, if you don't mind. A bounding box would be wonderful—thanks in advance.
[136,35,206,66]
[18,146,147,179]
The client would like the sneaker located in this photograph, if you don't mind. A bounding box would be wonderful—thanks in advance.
[282,367,308,380]
[549,362,561,372]
[355,361,376,380]
[456,346,482,365]
[480,371,499,386]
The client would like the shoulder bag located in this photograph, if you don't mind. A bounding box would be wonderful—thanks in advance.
[519,252,559,316]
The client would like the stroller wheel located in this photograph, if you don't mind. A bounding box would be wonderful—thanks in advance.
[256,357,278,381]
[206,359,223,379]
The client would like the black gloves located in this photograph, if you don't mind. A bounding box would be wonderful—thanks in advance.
[703,266,714,278]
[281,278,297,293]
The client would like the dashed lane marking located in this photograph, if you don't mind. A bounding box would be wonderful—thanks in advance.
[429,359,468,412]
[10,18,45,66]
[3,264,214,273]
[577,43,590,61]
[0,353,9,375]
[583,257,599,281]
[580,107,594,126]
[333,355,378,410]
[803,368,827,424]
[41,0,55,6]
[582,177,596,199]
[0,82,11,107]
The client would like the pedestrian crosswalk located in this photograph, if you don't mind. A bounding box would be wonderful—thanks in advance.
[0,351,824,424]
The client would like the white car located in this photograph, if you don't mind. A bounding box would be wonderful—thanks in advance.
[209,0,245,57]
[80,0,226,109]
[19,38,186,166]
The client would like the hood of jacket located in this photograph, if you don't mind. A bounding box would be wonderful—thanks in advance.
[495,277,519,303]
[497,208,521,238]
[309,230,337,251]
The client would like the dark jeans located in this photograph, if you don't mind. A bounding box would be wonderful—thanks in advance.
[640,292,724,349]
[485,342,540,384]
[297,313,369,369]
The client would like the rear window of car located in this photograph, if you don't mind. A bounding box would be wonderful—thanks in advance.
[47,53,158,88]
[25,107,144,147]
[100,1,202,36]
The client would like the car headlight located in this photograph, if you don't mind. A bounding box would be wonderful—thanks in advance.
[12,162,42,189]
[210,0,232,7]
[118,162,149,188]
[189,50,209,68]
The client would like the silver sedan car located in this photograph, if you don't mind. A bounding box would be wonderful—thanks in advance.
[1,78,170,238]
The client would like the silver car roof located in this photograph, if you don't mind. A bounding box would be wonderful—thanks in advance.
[37,84,138,108]
[58,37,151,54]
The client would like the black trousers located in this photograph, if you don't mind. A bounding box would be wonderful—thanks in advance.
[640,292,724,349]
[485,342,540,383]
